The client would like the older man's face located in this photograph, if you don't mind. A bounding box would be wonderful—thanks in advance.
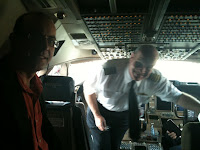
[34,19,56,71]
[16,16,57,72]
[129,51,158,81]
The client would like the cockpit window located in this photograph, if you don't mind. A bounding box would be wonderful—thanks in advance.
[68,60,104,85]
[48,65,62,76]
[46,60,200,84]
[155,60,200,83]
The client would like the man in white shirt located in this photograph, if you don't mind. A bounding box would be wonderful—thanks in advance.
[83,45,200,150]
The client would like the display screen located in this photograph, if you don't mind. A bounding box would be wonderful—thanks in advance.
[149,115,159,120]
[156,97,172,111]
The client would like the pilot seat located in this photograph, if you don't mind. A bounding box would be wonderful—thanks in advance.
[42,75,91,150]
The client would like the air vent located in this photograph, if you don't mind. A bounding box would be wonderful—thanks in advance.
[70,33,87,40]
[70,33,93,46]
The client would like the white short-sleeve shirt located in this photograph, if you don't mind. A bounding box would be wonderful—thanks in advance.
[83,59,182,112]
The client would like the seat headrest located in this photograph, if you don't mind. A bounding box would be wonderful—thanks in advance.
[42,76,74,102]
[181,122,200,150]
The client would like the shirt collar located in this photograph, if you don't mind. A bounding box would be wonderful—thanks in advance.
[16,72,43,96]
[136,80,142,86]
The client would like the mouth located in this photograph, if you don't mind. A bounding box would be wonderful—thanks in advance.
[133,71,146,80]
[39,50,50,60]
[135,74,144,79]
[39,56,49,60]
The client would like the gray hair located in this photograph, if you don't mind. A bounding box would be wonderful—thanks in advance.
[134,45,159,59]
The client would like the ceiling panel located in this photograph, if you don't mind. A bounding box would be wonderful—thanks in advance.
[77,0,200,61]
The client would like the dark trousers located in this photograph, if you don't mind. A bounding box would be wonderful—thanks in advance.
[87,102,129,150]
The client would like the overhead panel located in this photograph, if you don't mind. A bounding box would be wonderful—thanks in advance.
[82,14,144,59]
[83,14,144,45]
[156,13,200,60]
[157,14,200,43]
[78,0,200,61]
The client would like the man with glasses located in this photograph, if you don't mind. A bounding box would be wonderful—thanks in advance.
[0,12,60,150]
[83,45,200,150]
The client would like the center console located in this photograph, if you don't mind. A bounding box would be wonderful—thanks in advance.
[121,95,184,150]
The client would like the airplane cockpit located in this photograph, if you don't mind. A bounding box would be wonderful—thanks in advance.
[1,0,200,150]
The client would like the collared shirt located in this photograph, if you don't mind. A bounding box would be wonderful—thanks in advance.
[83,59,182,112]
[17,72,48,150]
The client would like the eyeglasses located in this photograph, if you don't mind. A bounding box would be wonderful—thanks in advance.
[17,32,59,48]
[45,36,59,48]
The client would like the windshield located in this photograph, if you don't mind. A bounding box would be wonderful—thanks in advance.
[155,60,200,83]
[47,59,200,85]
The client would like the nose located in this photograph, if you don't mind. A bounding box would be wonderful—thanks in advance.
[41,49,50,57]
[45,41,55,58]
[45,38,56,53]
[45,38,50,49]
[141,67,147,73]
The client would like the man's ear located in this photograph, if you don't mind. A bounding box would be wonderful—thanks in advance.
[129,52,134,64]
[130,52,134,58]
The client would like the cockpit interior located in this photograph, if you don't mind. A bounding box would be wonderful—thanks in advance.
[1,0,200,150]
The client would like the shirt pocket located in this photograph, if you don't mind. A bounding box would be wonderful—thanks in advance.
[137,94,150,104]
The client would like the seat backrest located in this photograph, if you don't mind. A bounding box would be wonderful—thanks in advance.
[45,103,75,150]
[41,75,91,150]
[42,76,75,103]
[181,122,200,150]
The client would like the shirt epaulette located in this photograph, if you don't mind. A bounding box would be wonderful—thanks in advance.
[148,73,161,82]
[104,67,117,75]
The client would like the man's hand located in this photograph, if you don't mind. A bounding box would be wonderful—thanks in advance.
[167,131,177,139]
[84,93,108,131]
[94,114,107,131]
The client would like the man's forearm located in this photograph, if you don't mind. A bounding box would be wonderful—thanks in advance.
[84,93,101,117]
[177,92,200,113]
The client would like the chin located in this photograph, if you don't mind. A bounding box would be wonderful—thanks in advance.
[135,77,143,81]
[35,63,48,72]
[40,64,48,70]
[134,75,147,81]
